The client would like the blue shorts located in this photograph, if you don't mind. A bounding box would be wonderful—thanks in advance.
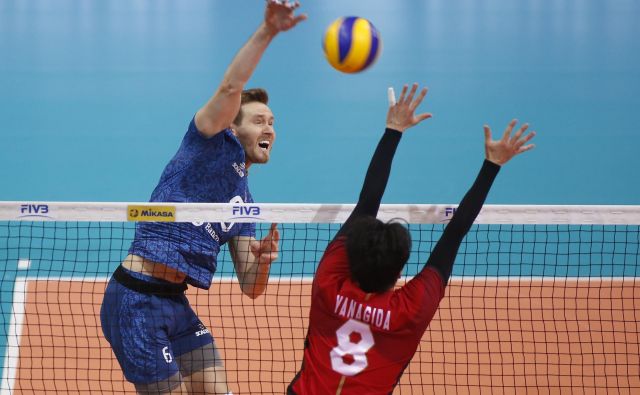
[100,268,219,389]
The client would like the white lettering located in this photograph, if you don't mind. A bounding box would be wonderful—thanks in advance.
[339,297,348,316]
[162,346,173,363]
[205,223,220,242]
[195,328,211,337]
[347,300,357,318]
[363,306,372,323]
[375,309,383,327]
[335,295,344,314]
[383,311,391,330]
[232,162,246,177]
[334,294,392,331]
[355,304,363,321]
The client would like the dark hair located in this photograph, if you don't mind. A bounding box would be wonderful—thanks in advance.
[233,88,269,125]
[345,216,412,293]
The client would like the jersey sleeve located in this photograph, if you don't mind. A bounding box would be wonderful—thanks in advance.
[173,117,227,174]
[394,267,445,332]
[312,238,350,299]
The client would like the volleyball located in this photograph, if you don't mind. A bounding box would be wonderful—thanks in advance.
[322,16,382,73]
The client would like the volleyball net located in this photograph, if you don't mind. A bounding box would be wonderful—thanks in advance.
[0,202,639,394]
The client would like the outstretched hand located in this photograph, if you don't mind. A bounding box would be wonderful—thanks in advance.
[484,119,536,166]
[250,223,280,265]
[386,83,432,132]
[265,0,307,34]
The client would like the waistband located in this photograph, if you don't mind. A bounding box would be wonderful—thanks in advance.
[112,265,187,296]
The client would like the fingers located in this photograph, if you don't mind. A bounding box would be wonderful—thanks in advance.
[415,112,433,123]
[263,223,280,250]
[483,125,492,144]
[510,123,528,144]
[269,223,280,243]
[515,131,536,150]
[387,87,396,107]
[502,119,517,141]
[518,143,536,153]
[397,84,408,104]
[252,224,280,263]
[409,87,428,111]
[267,0,298,8]
[392,84,427,107]
[293,13,308,24]
[259,251,279,264]
[404,83,418,104]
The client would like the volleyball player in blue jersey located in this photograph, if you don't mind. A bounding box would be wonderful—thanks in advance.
[100,1,306,393]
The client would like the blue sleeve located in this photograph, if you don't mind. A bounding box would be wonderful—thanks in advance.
[177,118,226,167]
[240,223,257,238]
[152,117,246,204]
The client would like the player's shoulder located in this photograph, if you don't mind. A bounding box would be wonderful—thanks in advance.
[326,237,347,253]
[312,238,350,295]
[319,237,348,265]
[188,117,235,142]
[389,267,445,326]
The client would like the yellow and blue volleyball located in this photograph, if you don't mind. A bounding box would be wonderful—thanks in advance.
[323,16,382,73]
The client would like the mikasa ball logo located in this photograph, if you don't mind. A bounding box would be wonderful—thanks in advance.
[127,205,176,222]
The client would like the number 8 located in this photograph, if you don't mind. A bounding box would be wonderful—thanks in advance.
[330,319,375,376]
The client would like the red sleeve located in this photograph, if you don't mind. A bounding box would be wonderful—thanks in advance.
[394,267,445,332]
[312,238,350,301]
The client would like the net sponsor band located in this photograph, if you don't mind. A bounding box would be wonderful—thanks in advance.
[127,205,176,222]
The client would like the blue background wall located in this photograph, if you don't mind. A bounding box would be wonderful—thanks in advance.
[1,0,639,205]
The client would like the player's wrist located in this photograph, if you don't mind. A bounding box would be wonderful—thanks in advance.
[385,124,405,133]
[261,20,280,37]
[485,155,505,166]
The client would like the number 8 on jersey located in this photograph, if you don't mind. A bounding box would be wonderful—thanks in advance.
[330,319,375,376]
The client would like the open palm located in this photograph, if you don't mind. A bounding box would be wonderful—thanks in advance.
[484,119,536,165]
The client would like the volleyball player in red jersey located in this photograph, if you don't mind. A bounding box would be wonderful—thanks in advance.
[288,83,536,394]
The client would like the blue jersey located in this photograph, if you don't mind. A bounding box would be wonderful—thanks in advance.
[129,118,256,289]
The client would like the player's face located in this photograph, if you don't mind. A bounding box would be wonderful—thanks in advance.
[232,102,276,167]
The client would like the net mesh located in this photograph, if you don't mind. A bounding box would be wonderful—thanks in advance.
[1,203,639,394]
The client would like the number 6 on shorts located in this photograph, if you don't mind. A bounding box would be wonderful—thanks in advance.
[330,319,375,376]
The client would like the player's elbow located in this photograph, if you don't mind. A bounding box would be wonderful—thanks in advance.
[218,79,243,98]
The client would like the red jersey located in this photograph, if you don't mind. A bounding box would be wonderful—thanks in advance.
[289,238,445,395]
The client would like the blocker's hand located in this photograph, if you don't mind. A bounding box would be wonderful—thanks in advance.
[265,0,307,34]
[484,119,536,166]
[386,83,432,132]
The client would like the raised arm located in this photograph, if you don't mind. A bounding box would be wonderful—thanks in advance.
[335,83,432,239]
[426,119,536,285]
[194,0,306,137]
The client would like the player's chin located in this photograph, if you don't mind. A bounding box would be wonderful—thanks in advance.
[251,150,271,164]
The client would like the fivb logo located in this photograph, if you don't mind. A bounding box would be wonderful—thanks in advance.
[232,206,261,217]
[19,204,52,218]
[442,207,457,222]
[226,205,263,230]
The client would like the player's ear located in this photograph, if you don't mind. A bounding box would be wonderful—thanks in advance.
[230,123,239,136]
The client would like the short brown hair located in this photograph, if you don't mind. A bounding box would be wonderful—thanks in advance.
[233,88,269,125]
